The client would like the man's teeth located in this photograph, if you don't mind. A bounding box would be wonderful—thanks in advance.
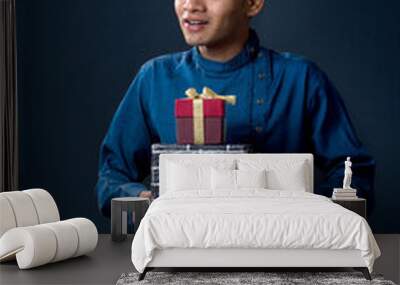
[188,20,207,25]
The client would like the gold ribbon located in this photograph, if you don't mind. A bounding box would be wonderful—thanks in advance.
[193,99,204,144]
[202,87,236,106]
[185,87,236,105]
[184,87,236,144]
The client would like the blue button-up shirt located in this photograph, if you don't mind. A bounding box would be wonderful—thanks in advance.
[96,29,375,217]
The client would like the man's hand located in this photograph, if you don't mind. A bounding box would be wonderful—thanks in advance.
[139,191,153,199]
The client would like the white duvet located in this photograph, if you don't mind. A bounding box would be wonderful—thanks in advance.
[131,190,380,273]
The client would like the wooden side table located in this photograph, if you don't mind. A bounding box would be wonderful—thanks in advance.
[111,197,150,242]
[331,198,366,219]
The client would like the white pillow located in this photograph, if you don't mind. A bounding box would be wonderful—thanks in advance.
[266,166,307,191]
[211,168,236,190]
[238,159,309,191]
[211,168,267,190]
[166,160,235,192]
[237,169,267,189]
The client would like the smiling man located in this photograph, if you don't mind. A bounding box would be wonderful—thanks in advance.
[96,0,375,217]
[176,0,258,62]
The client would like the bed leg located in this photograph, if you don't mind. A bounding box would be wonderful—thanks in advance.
[354,267,371,280]
[138,268,148,281]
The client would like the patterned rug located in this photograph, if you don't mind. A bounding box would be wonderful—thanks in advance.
[117,271,396,285]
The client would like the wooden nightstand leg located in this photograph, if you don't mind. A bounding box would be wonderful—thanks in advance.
[354,267,371,280]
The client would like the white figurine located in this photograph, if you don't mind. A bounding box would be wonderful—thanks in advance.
[342,157,354,190]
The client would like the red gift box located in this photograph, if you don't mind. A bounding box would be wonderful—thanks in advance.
[175,98,225,144]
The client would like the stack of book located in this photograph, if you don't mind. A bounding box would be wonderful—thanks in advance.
[332,188,358,200]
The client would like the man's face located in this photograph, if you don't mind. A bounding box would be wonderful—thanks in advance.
[175,0,249,48]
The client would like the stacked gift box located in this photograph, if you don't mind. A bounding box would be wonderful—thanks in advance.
[148,87,251,197]
[175,87,236,145]
[150,144,252,198]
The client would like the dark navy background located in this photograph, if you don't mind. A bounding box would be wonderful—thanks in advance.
[16,0,400,233]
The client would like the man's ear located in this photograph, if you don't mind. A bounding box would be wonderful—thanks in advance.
[245,0,265,18]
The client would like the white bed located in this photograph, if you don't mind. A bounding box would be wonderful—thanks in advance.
[131,154,380,280]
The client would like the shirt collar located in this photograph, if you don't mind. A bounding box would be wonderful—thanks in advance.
[192,28,260,73]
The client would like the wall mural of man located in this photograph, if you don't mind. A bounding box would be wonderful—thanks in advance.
[95,0,375,217]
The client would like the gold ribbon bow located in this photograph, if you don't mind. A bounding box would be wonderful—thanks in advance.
[184,87,236,144]
[185,87,236,105]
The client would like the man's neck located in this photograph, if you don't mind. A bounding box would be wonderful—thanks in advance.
[198,29,250,62]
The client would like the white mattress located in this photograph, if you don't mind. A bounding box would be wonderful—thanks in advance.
[131,190,380,273]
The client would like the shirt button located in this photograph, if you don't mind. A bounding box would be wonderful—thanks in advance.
[258,72,266,80]
[255,126,263,133]
[256,98,264,105]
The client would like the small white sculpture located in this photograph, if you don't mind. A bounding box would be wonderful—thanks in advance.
[342,157,354,190]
